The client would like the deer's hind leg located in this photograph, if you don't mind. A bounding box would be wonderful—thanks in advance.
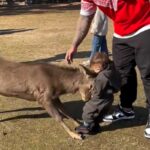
[40,96,82,140]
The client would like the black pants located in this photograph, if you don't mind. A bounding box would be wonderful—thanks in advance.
[113,29,150,109]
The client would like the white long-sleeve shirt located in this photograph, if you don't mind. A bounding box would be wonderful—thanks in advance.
[90,8,108,36]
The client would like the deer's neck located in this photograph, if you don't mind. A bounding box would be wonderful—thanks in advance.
[63,70,83,94]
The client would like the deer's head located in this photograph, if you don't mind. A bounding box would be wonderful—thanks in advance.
[78,64,97,101]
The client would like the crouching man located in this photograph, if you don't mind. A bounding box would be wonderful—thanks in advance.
[76,52,121,135]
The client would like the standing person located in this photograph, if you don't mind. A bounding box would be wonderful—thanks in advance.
[83,8,108,66]
[65,0,150,139]
[76,52,121,135]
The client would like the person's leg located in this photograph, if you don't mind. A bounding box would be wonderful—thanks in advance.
[76,96,113,134]
[113,37,137,108]
[83,35,108,66]
[103,37,137,122]
[82,97,113,124]
[134,30,150,110]
[101,36,108,54]
[82,34,103,66]
[133,29,150,138]
[90,34,104,60]
[145,109,150,139]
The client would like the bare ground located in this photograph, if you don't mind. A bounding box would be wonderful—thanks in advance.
[0,3,150,150]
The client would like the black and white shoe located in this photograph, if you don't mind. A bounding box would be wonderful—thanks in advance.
[103,105,135,123]
[144,112,150,139]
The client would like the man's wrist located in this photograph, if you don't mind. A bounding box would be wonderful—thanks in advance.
[71,45,78,52]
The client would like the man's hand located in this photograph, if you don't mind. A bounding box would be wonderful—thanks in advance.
[65,46,77,64]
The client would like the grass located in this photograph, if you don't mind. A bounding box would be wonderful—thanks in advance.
[0,2,150,150]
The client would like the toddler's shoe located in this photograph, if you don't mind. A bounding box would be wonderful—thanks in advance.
[75,122,101,135]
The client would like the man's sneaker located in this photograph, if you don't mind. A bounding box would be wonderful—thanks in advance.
[103,105,135,123]
[144,112,150,139]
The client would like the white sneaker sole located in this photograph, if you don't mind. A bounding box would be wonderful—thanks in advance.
[144,132,150,139]
[103,116,135,123]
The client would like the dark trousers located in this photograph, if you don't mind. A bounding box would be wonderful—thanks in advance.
[113,29,150,109]
[82,96,113,125]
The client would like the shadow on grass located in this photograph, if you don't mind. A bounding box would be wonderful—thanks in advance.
[0,106,44,113]
[0,100,84,122]
[0,101,148,131]
[0,28,35,35]
[23,51,112,64]
[0,3,80,16]
[23,51,91,63]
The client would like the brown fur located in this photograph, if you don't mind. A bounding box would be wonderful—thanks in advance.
[0,57,96,139]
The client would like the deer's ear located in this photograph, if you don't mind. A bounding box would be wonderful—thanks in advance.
[79,64,97,78]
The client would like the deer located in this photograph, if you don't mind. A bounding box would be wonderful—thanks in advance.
[0,57,96,140]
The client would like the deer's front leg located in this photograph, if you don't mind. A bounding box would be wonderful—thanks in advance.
[41,98,82,140]
[60,120,83,140]
[54,98,80,126]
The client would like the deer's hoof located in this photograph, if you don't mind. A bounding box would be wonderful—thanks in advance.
[72,133,83,140]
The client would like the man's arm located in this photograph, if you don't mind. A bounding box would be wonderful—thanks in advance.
[72,14,94,49]
[65,14,94,64]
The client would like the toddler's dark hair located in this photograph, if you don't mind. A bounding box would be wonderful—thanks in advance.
[90,52,111,69]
